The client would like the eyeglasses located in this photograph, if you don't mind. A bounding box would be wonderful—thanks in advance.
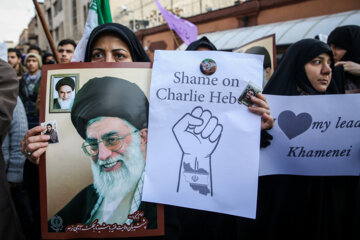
[82,130,139,156]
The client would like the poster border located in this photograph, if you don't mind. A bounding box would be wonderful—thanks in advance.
[49,73,79,113]
[232,33,277,70]
[39,62,164,239]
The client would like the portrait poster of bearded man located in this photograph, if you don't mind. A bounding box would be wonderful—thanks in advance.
[38,63,164,239]
[50,75,78,113]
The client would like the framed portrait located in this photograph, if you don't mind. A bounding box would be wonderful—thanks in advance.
[49,74,79,113]
[39,62,164,239]
[233,34,276,88]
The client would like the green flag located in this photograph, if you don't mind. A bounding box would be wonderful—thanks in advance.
[72,0,112,62]
[96,0,112,25]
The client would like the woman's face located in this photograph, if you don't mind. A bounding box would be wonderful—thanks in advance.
[91,33,133,63]
[304,53,332,93]
[330,44,347,63]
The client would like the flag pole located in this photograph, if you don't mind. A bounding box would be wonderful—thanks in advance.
[170,29,180,48]
[33,0,60,63]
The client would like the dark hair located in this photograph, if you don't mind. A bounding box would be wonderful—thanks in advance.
[186,36,217,51]
[58,39,77,49]
[42,52,55,64]
[47,123,52,128]
[27,45,42,55]
[327,25,360,63]
[8,48,22,58]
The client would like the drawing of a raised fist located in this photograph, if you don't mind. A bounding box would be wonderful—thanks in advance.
[173,106,223,196]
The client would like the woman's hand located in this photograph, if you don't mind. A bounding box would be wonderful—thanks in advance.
[21,126,50,165]
[335,61,360,76]
[248,93,274,130]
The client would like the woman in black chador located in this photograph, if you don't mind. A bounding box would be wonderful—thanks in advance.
[327,25,360,94]
[237,39,358,240]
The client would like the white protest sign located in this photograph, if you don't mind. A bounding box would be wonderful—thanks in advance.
[143,50,264,219]
[260,94,360,176]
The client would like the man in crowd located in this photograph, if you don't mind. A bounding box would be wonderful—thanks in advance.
[42,52,56,65]
[19,53,42,129]
[27,45,42,56]
[57,39,76,63]
[48,77,156,232]
[44,124,58,144]
[53,77,75,110]
[0,59,25,239]
[7,48,26,80]
[19,53,43,239]
[2,95,30,237]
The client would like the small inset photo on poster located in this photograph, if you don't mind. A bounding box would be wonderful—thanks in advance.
[238,81,261,107]
[41,121,60,144]
[49,74,79,113]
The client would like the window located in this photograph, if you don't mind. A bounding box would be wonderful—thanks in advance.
[72,0,77,31]
[47,8,53,29]
[83,5,87,24]
[54,0,62,16]
[55,27,59,42]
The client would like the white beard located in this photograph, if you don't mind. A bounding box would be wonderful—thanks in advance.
[90,134,145,202]
[57,94,74,109]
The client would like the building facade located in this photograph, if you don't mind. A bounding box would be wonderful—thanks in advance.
[18,0,90,53]
[17,0,359,59]
[18,0,243,54]
[110,0,241,32]
[133,0,360,60]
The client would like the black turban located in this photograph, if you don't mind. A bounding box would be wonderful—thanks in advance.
[55,77,75,91]
[71,77,149,139]
[245,46,272,69]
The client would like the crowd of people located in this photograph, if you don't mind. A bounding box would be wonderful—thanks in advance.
[0,23,359,240]
[1,39,76,240]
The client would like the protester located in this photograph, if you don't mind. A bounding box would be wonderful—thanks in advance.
[2,97,28,189]
[327,25,360,93]
[19,53,42,129]
[19,52,43,240]
[2,96,31,238]
[42,52,55,65]
[179,36,274,240]
[8,48,26,80]
[22,23,181,239]
[0,59,25,239]
[27,45,42,56]
[185,36,217,51]
[236,39,356,240]
[57,39,77,63]
[84,24,150,62]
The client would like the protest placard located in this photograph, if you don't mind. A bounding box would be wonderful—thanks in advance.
[143,51,263,219]
[260,94,360,176]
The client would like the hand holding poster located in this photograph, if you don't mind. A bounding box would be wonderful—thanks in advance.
[260,94,360,176]
[143,51,264,219]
